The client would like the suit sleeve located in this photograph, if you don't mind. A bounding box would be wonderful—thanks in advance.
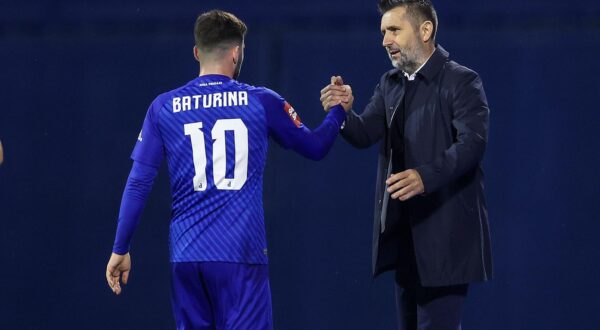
[340,80,387,149]
[258,89,346,161]
[416,70,489,194]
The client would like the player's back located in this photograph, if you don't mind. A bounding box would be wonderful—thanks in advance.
[145,74,270,264]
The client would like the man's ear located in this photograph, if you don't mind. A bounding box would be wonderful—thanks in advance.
[193,46,200,62]
[232,45,240,64]
[420,21,434,43]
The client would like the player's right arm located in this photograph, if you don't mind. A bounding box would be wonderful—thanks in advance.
[257,89,347,160]
[321,75,387,149]
[0,139,4,165]
[107,160,159,294]
[106,251,131,295]
[106,98,165,295]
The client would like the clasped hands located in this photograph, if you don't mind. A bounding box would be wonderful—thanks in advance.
[319,76,425,201]
[320,76,353,112]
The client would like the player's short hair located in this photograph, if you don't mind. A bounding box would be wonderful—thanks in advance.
[194,10,247,53]
[378,0,438,40]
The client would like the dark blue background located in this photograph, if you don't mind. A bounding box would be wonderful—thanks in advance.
[1,1,599,329]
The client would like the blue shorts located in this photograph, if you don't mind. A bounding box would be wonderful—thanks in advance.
[170,262,272,330]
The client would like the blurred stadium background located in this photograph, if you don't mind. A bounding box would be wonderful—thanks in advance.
[1,0,599,329]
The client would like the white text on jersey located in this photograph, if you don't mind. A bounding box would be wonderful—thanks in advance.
[172,91,248,113]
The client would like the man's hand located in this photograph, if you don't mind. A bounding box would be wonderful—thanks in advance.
[106,252,131,295]
[386,169,425,201]
[320,76,354,112]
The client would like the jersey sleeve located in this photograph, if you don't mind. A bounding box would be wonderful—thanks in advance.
[112,160,159,254]
[130,98,165,168]
[256,88,346,160]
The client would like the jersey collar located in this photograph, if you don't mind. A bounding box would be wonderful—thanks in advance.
[196,74,233,83]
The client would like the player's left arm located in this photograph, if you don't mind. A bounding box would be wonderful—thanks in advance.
[0,139,4,165]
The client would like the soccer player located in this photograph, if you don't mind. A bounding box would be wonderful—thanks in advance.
[105,9,351,330]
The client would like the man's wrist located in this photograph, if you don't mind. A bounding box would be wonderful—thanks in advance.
[112,247,129,256]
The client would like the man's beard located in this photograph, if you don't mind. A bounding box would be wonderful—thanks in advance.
[388,47,420,74]
[390,52,419,73]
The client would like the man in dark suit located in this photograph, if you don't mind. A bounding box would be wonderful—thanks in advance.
[320,1,492,329]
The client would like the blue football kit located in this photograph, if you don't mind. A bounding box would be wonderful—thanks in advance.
[111,74,345,329]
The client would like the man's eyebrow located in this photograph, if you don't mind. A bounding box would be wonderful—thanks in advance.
[381,25,401,33]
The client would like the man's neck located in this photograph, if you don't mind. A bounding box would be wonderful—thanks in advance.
[404,46,435,79]
[199,64,233,78]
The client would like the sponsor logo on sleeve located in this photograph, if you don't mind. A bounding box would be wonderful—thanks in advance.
[138,130,143,142]
[284,102,303,128]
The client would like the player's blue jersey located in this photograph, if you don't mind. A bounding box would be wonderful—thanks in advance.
[128,74,344,264]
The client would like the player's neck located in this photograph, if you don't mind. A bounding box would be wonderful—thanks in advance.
[199,64,234,79]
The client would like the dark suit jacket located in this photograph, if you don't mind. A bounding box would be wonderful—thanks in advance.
[341,45,493,286]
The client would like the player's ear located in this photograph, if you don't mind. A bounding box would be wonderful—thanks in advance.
[232,45,240,64]
[193,46,200,62]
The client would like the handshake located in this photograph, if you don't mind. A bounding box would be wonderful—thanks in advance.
[320,76,354,112]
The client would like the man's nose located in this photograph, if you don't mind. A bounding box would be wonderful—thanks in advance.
[382,32,392,48]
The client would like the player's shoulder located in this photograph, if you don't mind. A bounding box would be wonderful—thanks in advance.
[146,78,199,112]
[235,83,285,107]
[160,78,201,99]
[235,82,282,99]
[144,91,172,116]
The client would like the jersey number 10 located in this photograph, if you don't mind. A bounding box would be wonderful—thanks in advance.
[184,119,248,191]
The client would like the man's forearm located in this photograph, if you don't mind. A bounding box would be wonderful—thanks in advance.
[339,84,387,149]
[340,110,384,149]
[112,161,159,254]
[416,135,486,194]
[289,105,346,160]
[416,73,489,193]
